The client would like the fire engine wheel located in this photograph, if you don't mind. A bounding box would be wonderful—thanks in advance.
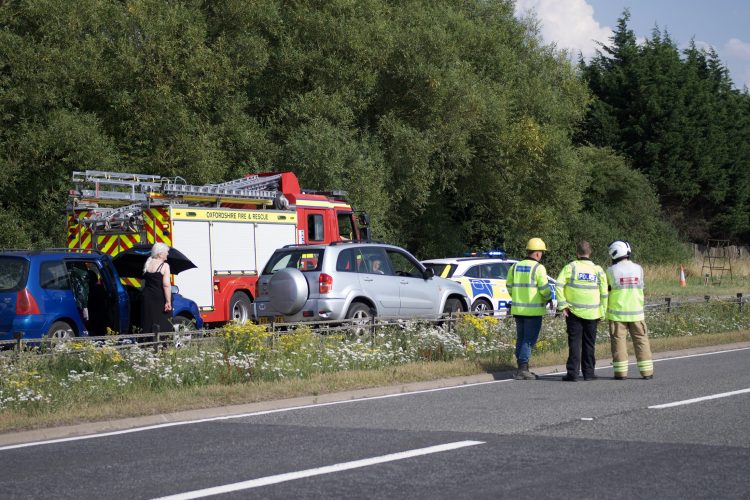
[230,293,252,324]
[46,321,75,340]
[471,298,493,316]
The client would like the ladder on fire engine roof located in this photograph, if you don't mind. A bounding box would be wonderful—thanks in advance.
[70,170,289,231]
[71,170,285,206]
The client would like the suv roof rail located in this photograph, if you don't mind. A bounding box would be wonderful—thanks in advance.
[328,239,387,246]
[281,243,325,249]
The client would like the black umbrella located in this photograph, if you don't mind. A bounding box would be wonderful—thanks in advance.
[112,244,197,278]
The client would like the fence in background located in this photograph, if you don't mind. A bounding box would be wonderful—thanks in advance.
[2,294,747,353]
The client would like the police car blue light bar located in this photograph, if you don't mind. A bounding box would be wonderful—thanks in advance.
[463,250,506,258]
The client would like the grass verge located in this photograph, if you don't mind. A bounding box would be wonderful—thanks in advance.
[1,329,748,434]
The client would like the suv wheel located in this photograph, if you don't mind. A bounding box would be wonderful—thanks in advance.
[443,297,466,314]
[346,302,374,335]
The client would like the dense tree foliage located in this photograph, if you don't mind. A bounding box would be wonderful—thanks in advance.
[578,11,750,244]
[0,1,709,269]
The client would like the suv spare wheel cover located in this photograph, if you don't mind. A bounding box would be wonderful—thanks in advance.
[269,268,309,315]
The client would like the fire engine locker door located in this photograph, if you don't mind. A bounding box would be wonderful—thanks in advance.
[171,220,214,309]
[254,223,297,273]
[211,222,255,273]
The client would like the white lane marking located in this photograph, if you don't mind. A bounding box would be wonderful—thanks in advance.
[152,440,484,500]
[648,388,750,409]
[2,345,747,451]
[648,346,750,363]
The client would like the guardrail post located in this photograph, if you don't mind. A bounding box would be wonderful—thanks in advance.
[738,293,744,313]
[665,297,672,313]
[370,315,376,346]
[14,331,22,352]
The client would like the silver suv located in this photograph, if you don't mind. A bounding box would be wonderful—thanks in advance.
[253,242,469,323]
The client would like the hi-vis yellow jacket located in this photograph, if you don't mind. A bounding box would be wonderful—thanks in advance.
[606,260,645,322]
[556,258,608,320]
[506,258,551,316]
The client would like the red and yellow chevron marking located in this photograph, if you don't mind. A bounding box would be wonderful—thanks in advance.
[144,208,171,246]
[95,234,144,287]
[97,234,119,255]
[67,211,93,250]
[117,234,143,287]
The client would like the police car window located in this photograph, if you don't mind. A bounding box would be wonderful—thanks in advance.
[424,263,455,278]
[40,261,71,290]
[464,265,482,278]
[489,263,510,279]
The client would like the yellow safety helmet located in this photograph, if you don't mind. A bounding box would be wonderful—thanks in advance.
[526,238,547,252]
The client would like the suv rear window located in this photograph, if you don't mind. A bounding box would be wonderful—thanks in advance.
[0,257,29,292]
[263,249,324,274]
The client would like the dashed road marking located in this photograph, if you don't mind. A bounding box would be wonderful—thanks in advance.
[152,440,485,499]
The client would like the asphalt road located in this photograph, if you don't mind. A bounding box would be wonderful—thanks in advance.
[1,346,749,499]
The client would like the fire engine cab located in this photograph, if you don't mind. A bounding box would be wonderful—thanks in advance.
[66,170,369,326]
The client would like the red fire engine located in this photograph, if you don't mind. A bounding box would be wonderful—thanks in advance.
[67,170,369,325]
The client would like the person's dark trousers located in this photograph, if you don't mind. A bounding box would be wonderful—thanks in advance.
[565,313,599,379]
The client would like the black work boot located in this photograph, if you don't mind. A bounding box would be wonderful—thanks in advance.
[515,363,537,380]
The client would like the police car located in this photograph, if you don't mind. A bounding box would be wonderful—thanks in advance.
[421,251,556,315]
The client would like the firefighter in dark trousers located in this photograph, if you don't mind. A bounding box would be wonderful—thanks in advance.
[506,238,552,380]
[606,240,654,379]
[556,241,608,381]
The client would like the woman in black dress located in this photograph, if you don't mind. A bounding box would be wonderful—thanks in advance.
[141,242,173,334]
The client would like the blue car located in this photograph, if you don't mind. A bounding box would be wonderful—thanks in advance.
[0,249,203,343]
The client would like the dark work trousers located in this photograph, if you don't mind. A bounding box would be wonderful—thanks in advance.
[565,313,599,379]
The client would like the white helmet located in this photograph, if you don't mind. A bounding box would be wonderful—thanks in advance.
[608,240,631,260]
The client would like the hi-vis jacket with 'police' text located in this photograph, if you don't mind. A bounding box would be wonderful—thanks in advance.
[556,258,608,320]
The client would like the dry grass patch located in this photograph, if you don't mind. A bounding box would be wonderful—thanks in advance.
[1,331,748,435]
[0,359,488,433]
[644,258,750,297]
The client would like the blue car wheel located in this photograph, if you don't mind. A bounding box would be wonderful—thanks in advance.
[46,320,75,339]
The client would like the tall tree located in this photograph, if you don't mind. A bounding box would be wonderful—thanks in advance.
[578,10,750,244]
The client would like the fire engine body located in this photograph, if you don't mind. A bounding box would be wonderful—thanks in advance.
[67,171,367,325]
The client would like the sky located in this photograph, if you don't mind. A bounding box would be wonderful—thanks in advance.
[514,0,750,90]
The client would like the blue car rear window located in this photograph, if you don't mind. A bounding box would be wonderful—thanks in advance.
[0,257,28,292]
[39,260,71,290]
